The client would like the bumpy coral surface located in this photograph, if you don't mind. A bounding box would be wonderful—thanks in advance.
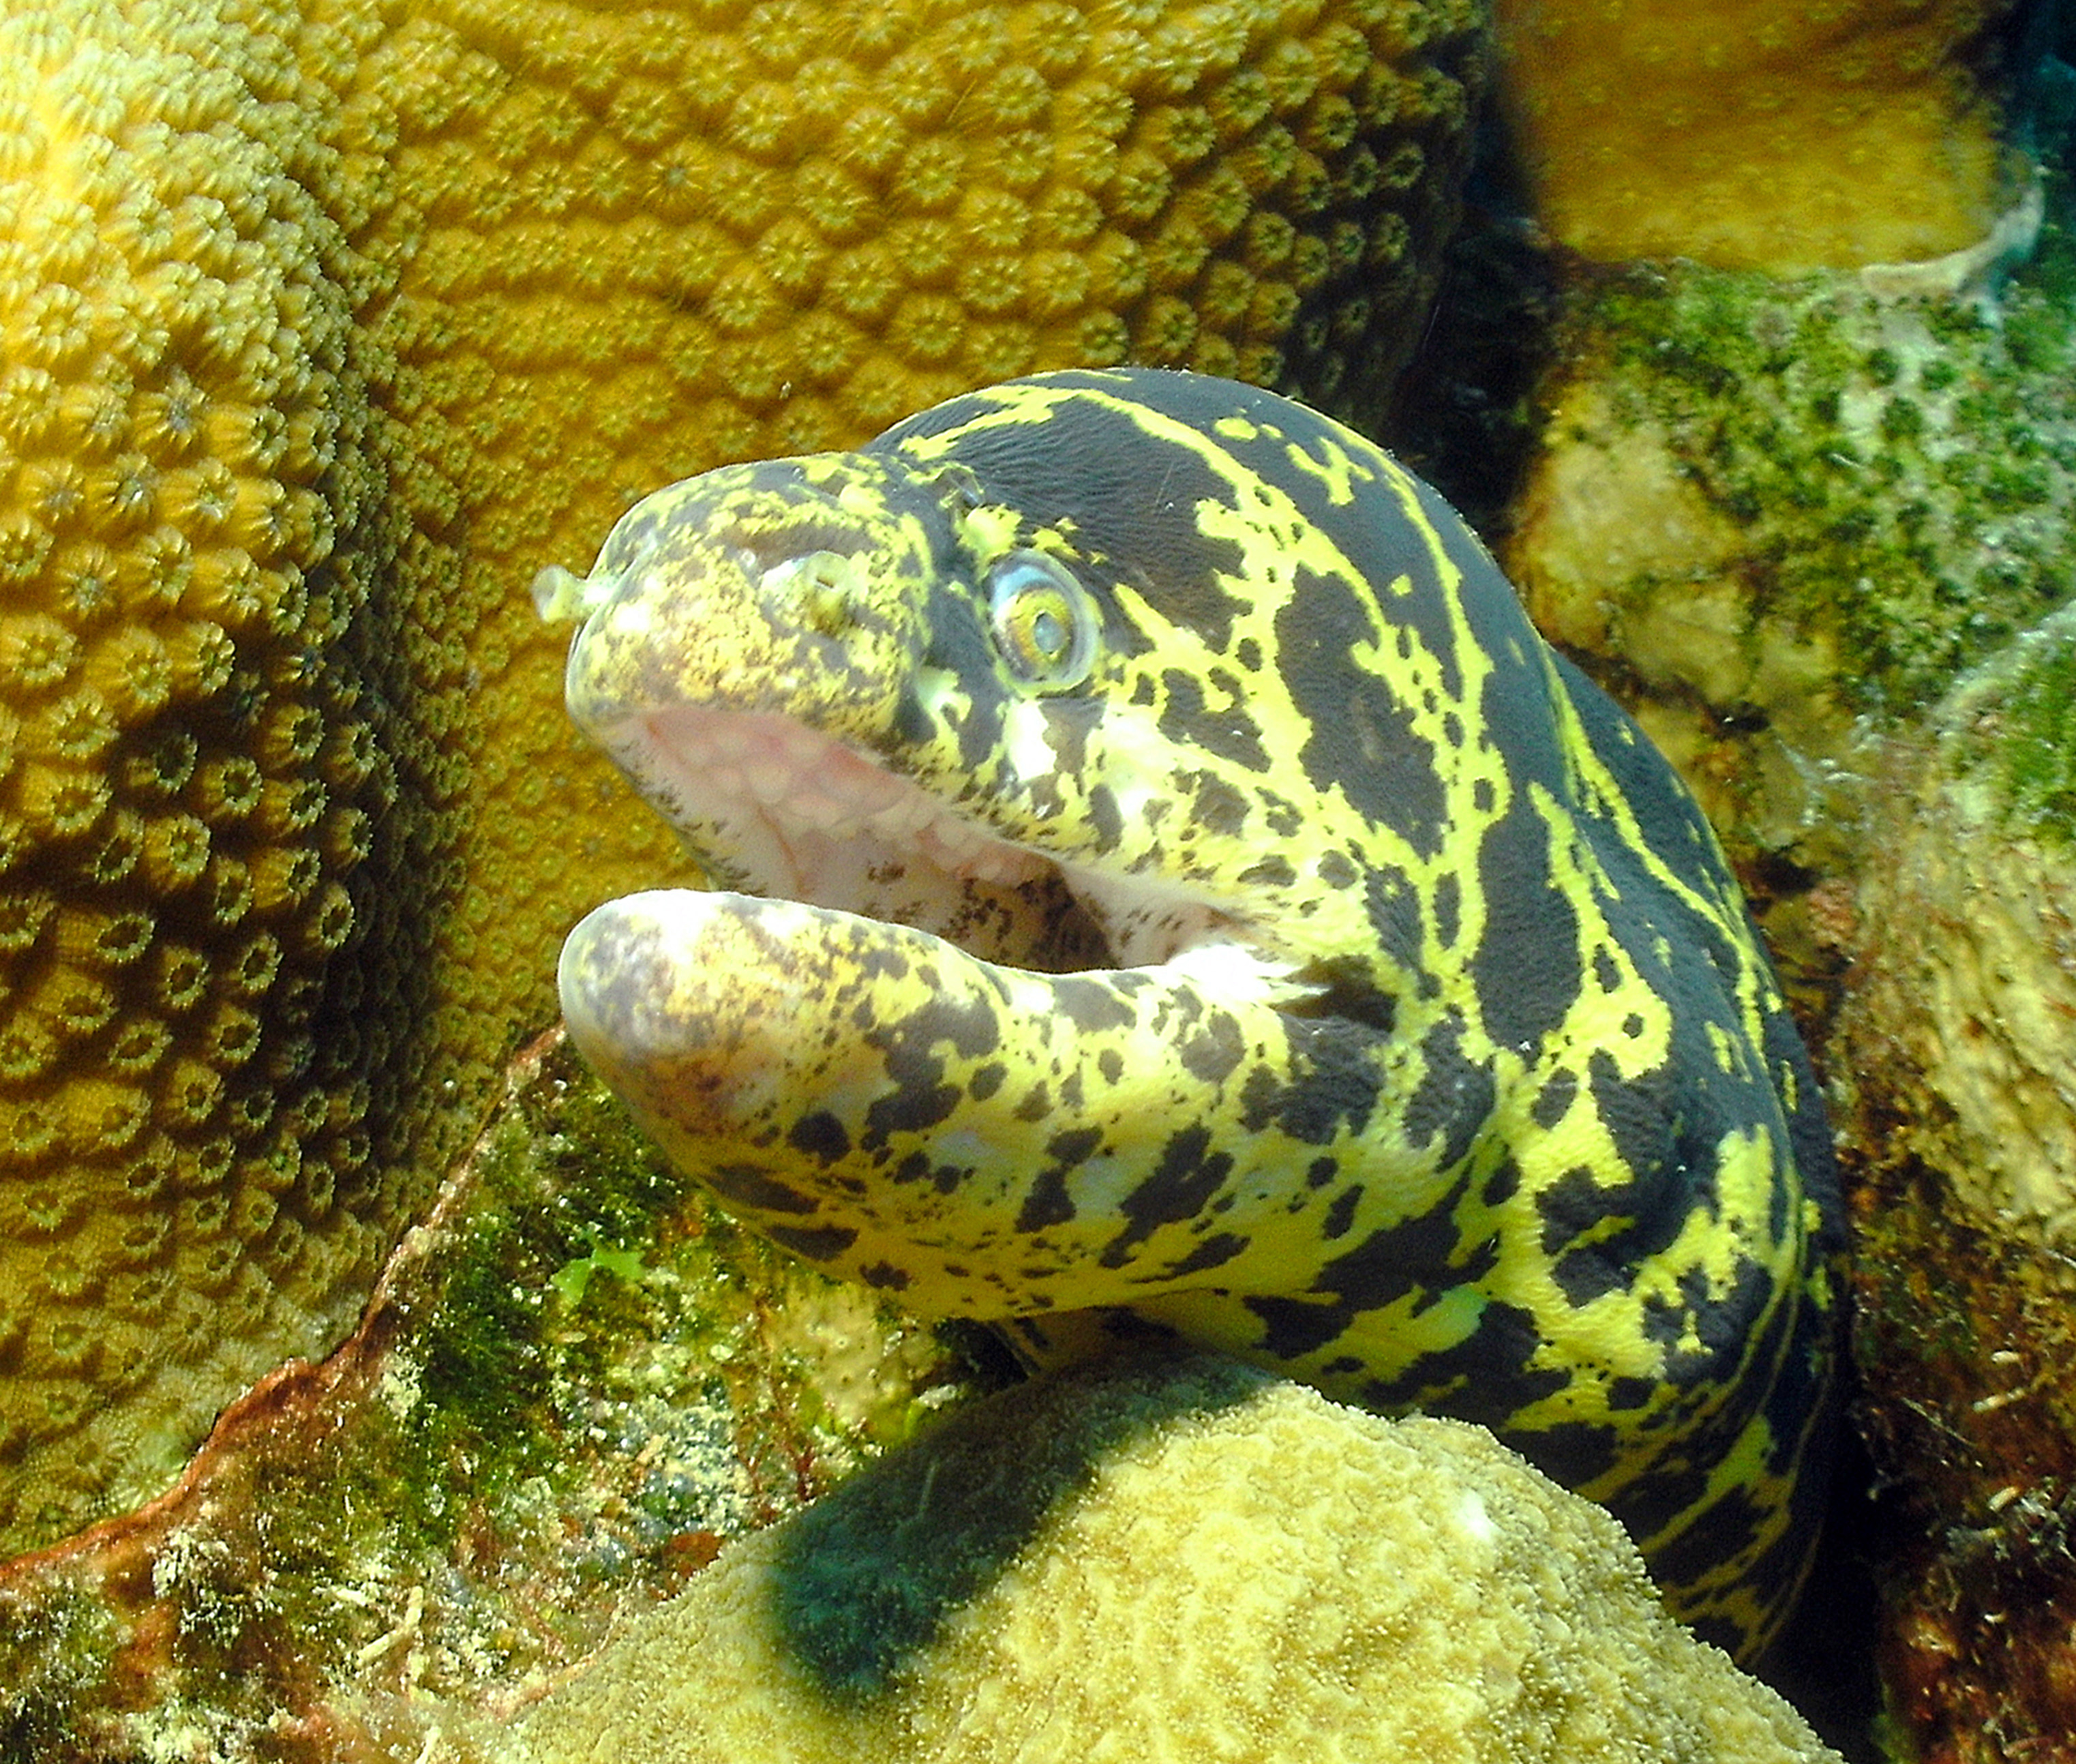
[0,0,1486,1555]
[0,0,462,1554]
[1494,0,2025,271]
[483,1356,1841,1764]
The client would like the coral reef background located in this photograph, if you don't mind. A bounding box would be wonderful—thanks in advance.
[0,1046,1843,1764]
[7,0,2076,1754]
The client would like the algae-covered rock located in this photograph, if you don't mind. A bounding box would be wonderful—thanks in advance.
[442,1355,1841,1764]
[0,1032,982,1757]
[1829,609,2076,1761]
[1838,612,2076,1234]
[1501,198,2076,994]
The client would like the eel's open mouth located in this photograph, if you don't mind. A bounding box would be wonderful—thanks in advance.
[595,704,1245,978]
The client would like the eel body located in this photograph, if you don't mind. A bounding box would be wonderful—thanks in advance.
[545,368,1842,1658]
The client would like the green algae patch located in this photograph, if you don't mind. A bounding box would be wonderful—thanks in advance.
[1574,238,2075,727]
[0,1593,132,1764]
[0,1033,989,1760]
[1505,162,2076,940]
[1990,638,2076,841]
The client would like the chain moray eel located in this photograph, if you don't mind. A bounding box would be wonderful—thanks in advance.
[543,367,1844,1660]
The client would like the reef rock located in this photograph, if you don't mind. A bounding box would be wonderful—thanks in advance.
[1501,243,2076,994]
[1834,609,2076,1761]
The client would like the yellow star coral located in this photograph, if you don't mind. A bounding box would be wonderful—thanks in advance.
[1495,0,2023,271]
[0,0,449,1551]
[0,0,1486,1553]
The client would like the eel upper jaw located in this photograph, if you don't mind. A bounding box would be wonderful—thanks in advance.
[597,700,1259,978]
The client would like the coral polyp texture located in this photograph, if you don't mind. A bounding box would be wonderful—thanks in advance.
[0,0,456,1555]
[1494,0,2025,271]
[481,1357,1841,1764]
[0,0,1487,1555]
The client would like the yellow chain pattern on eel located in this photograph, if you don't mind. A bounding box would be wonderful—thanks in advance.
[547,368,1843,1660]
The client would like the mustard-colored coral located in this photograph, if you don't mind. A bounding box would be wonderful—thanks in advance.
[1494,0,2023,270]
[469,1357,1840,1764]
[0,0,1486,1554]
[0,0,460,1551]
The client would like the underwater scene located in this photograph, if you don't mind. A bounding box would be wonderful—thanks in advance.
[0,0,2072,1757]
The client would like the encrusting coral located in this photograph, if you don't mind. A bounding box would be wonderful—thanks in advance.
[0,0,1487,1555]
[1494,0,2028,271]
[1837,614,2076,1235]
[436,1354,1843,1764]
[1830,611,2076,1758]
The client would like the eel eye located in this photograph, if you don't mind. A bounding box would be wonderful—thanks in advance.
[987,550,1099,689]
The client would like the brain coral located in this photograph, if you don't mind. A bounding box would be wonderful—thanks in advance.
[1494,0,2026,271]
[0,0,1486,1554]
[471,1356,1841,1764]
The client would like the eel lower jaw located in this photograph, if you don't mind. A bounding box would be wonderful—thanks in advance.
[588,702,1260,979]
